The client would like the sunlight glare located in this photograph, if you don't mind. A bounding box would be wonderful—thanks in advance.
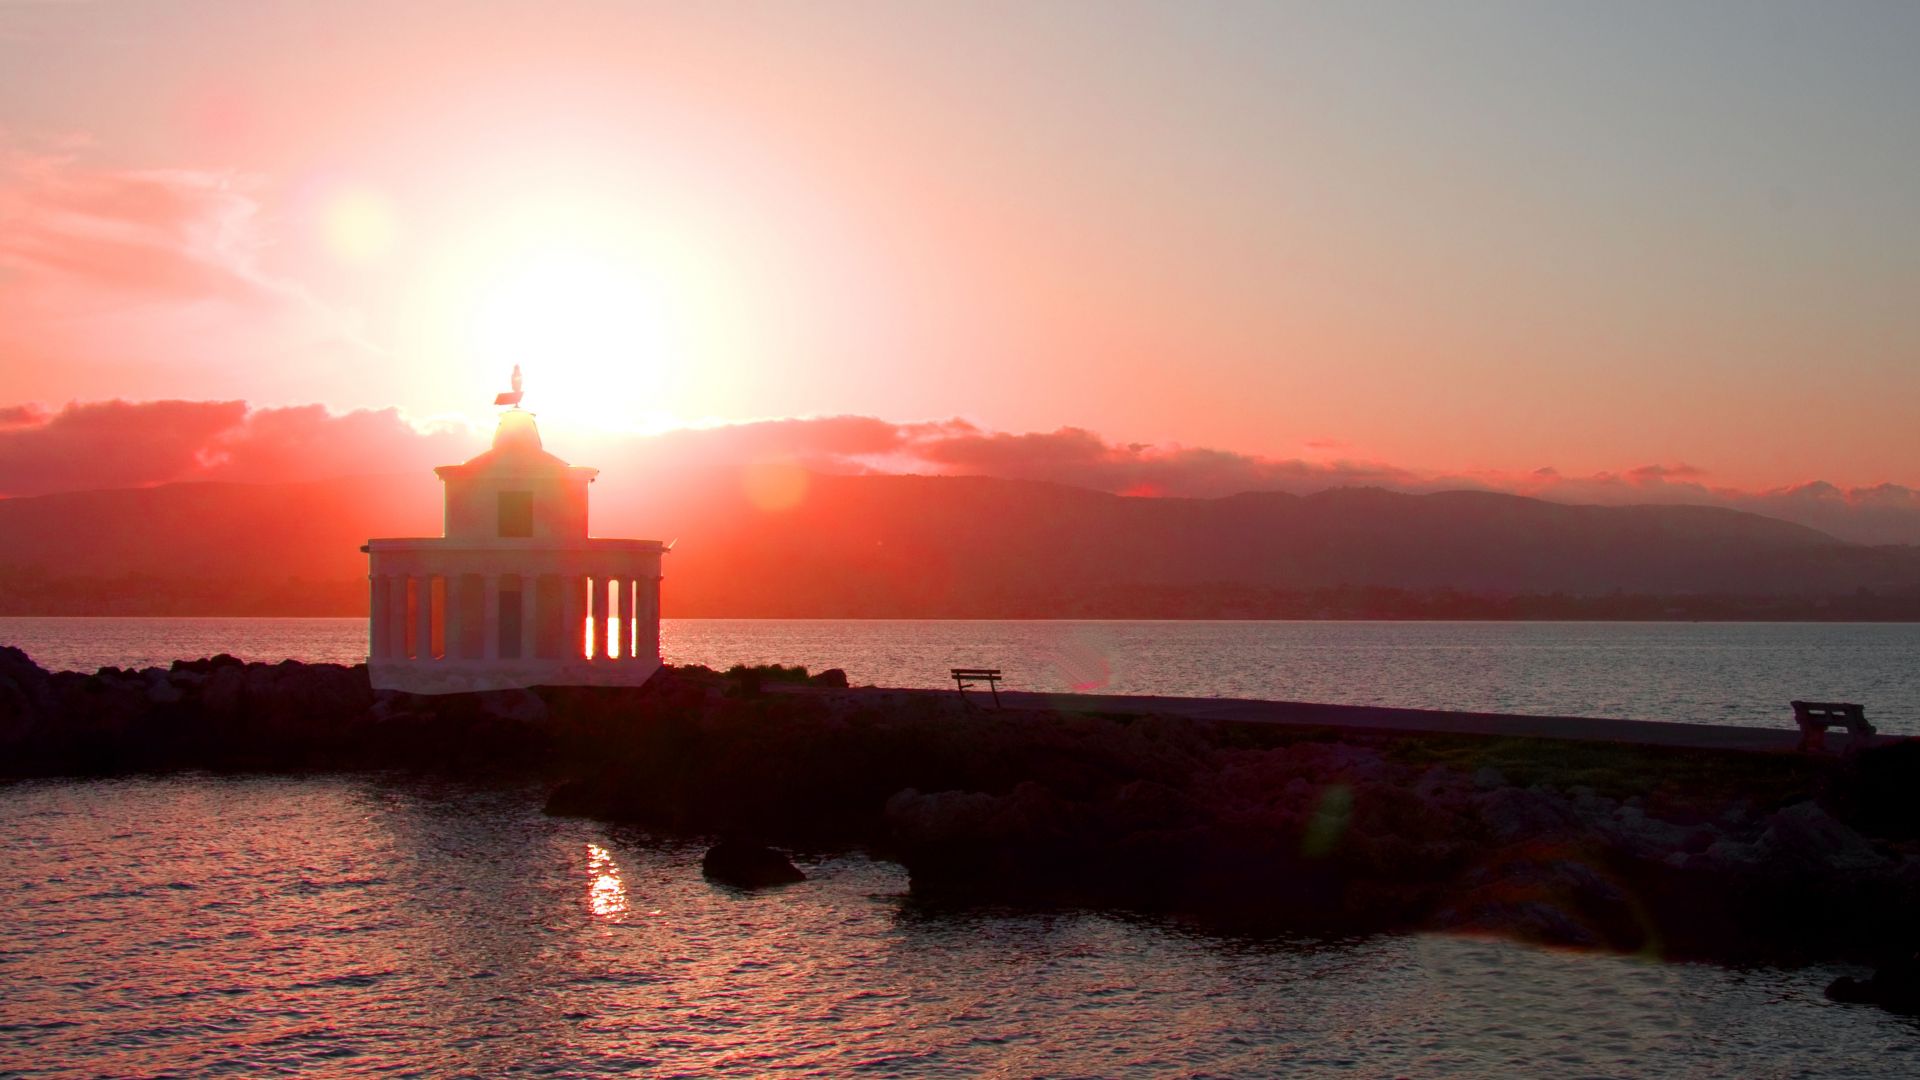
[320,187,398,263]
[469,244,677,430]
[586,842,629,919]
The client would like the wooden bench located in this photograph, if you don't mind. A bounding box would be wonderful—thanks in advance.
[1792,700,1875,753]
[951,668,1003,709]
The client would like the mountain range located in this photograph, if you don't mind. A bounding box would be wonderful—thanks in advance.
[1,471,1916,617]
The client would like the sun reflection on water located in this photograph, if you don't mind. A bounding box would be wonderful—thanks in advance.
[585,843,628,919]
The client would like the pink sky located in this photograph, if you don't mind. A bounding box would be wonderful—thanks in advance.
[2,2,1916,495]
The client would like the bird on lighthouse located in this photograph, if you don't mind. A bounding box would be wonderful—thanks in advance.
[494,365,525,408]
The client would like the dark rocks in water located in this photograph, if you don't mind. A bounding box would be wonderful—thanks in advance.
[170,654,246,675]
[810,668,849,689]
[544,779,604,819]
[701,841,806,888]
[1827,951,1920,1013]
[1433,848,1649,951]
[1827,739,1920,842]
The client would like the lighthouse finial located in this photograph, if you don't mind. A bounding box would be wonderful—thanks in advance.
[493,365,525,408]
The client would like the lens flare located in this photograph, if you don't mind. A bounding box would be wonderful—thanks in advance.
[320,187,398,263]
[742,461,809,512]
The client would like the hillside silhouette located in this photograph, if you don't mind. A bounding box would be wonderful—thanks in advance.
[2,471,1917,617]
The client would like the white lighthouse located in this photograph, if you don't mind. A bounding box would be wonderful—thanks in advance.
[363,370,666,694]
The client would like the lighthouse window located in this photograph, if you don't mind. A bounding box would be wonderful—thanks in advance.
[498,491,534,537]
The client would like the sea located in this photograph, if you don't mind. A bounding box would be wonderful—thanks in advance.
[3,618,1919,1076]
[3,616,1916,731]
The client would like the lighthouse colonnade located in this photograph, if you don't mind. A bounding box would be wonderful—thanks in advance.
[368,570,661,664]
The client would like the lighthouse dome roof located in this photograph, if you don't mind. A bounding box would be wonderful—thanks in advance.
[435,410,595,480]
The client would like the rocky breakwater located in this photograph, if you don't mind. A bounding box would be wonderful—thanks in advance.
[544,679,1920,967]
[884,738,1920,961]
[0,645,581,774]
[7,645,1920,971]
[0,649,845,778]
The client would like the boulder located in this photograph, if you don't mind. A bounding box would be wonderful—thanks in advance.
[170,654,246,675]
[1827,951,1920,1013]
[1473,785,1586,843]
[1436,852,1643,950]
[0,646,55,734]
[142,671,184,704]
[478,688,548,724]
[1756,800,1889,875]
[701,841,806,888]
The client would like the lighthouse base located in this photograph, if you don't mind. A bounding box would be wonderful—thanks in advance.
[368,657,662,695]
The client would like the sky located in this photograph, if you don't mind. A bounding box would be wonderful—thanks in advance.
[2,1,1917,505]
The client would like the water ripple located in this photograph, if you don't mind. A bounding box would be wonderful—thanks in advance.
[2,776,1917,1077]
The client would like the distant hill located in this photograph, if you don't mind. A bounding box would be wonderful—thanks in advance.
[1,471,1917,617]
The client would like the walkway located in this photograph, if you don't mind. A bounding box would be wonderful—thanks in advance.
[810,685,1894,754]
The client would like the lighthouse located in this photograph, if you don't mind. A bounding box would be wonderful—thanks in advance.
[362,369,667,694]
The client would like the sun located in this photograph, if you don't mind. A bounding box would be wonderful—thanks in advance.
[467,245,682,431]
[404,194,743,434]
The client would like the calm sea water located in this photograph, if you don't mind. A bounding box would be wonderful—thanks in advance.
[3,616,1916,732]
[3,775,1914,1079]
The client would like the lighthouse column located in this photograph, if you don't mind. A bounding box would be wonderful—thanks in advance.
[483,576,501,661]
[369,575,391,659]
[562,574,585,660]
[387,576,409,662]
[519,581,537,662]
[413,574,434,662]
[639,575,660,662]
[445,575,465,661]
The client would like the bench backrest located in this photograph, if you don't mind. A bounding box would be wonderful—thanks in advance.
[1792,700,1865,722]
[951,668,1002,678]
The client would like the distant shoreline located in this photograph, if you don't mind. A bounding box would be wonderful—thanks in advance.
[5,609,1920,623]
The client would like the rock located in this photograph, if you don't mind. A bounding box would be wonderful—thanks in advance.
[478,689,548,723]
[1473,786,1585,842]
[170,654,246,675]
[1414,766,1464,800]
[1285,742,1389,780]
[1757,800,1889,875]
[1827,951,1920,1013]
[0,646,55,716]
[201,665,247,718]
[1830,740,1920,842]
[544,780,601,818]
[885,783,1071,847]
[1589,803,1699,861]
[1109,779,1199,830]
[810,668,849,689]
[142,672,183,704]
[701,841,806,888]
[1437,853,1642,950]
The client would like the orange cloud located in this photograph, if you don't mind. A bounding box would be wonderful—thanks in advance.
[0,399,247,494]
[0,399,466,496]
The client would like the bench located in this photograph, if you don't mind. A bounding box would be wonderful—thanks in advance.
[951,668,1003,709]
[1792,700,1875,753]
